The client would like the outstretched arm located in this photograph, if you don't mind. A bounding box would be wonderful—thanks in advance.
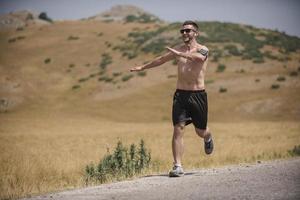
[130,52,175,72]
[166,46,209,62]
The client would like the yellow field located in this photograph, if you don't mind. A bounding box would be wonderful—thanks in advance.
[1,111,299,199]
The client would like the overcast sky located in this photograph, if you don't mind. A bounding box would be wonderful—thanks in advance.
[1,0,300,37]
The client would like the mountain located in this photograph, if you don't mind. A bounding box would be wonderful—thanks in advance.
[0,6,299,122]
[0,10,53,29]
[87,4,161,23]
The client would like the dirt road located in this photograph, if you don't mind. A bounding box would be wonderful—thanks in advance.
[22,158,300,200]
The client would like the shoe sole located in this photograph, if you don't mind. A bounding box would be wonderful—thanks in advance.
[169,172,184,177]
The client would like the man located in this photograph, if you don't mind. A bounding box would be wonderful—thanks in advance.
[130,20,213,177]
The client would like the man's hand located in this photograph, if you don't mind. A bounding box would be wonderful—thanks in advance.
[166,47,181,56]
[130,65,143,72]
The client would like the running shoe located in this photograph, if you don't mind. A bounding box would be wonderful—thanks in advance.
[169,165,184,177]
[204,135,214,155]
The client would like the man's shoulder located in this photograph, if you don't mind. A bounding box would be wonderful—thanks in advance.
[197,44,209,51]
[196,44,209,56]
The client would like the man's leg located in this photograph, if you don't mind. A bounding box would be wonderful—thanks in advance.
[195,127,214,154]
[195,127,211,141]
[169,122,185,177]
[172,123,185,166]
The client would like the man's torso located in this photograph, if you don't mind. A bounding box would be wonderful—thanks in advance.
[176,44,208,91]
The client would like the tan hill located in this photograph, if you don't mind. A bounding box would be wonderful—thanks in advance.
[0,10,52,29]
[87,4,161,23]
[0,11,299,123]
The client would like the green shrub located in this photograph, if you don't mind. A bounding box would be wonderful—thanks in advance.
[68,35,80,40]
[219,87,227,93]
[271,84,280,89]
[44,58,51,64]
[85,139,151,184]
[224,44,241,56]
[69,64,75,68]
[78,77,89,82]
[288,145,300,156]
[100,53,113,70]
[122,74,134,82]
[276,76,286,82]
[216,64,226,72]
[72,85,80,90]
[38,12,53,23]
[289,71,298,77]
[98,76,112,82]
[113,72,122,77]
[137,71,147,77]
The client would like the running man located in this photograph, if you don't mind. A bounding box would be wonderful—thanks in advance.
[130,20,213,177]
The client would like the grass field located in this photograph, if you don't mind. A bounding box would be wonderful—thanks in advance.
[0,110,299,199]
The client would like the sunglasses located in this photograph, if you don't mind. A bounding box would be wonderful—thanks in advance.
[180,29,195,34]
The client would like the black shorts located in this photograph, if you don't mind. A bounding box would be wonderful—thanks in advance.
[172,89,208,129]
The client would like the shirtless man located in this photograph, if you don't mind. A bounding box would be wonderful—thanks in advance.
[130,20,213,177]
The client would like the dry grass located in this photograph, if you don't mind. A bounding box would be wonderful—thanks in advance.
[0,113,299,199]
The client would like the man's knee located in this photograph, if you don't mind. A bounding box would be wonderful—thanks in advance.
[195,127,209,138]
[173,123,185,138]
[174,123,185,131]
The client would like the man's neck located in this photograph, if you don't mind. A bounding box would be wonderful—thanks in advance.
[184,39,197,50]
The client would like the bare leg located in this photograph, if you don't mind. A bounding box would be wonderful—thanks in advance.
[195,127,211,142]
[172,123,185,166]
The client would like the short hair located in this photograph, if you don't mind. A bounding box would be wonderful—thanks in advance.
[182,20,199,30]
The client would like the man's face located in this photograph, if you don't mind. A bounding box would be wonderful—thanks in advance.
[180,24,198,43]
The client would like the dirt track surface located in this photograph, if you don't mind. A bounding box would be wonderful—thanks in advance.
[22,158,300,200]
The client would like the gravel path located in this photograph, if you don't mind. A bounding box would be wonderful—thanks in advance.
[22,158,300,200]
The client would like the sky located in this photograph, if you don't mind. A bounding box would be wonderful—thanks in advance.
[1,0,300,37]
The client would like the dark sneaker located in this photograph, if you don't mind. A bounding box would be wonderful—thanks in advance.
[169,165,184,177]
[204,136,214,155]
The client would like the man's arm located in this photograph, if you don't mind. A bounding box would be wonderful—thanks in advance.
[130,52,175,72]
[166,46,209,62]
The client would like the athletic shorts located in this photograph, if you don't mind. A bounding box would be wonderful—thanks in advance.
[172,89,208,129]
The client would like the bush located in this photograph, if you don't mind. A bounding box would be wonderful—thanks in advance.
[219,87,227,93]
[216,64,226,73]
[271,84,280,89]
[288,145,300,156]
[72,85,80,90]
[100,53,113,70]
[38,12,53,23]
[44,58,51,64]
[137,71,147,77]
[68,36,80,40]
[276,76,286,82]
[85,140,151,184]
[289,71,298,77]
[122,74,134,82]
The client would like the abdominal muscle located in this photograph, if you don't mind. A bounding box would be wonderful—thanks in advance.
[176,59,207,91]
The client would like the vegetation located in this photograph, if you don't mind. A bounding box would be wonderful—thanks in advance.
[85,140,151,184]
[38,12,53,23]
[271,84,280,89]
[68,35,80,40]
[122,74,134,82]
[219,87,228,93]
[288,145,300,156]
[114,21,300,63]
[99,53,113,70]
[216,64,226,73]
[44,58,51,64]
[276,76,286,82]
[124,13,160,23]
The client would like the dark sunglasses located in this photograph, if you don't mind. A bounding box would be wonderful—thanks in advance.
[180,29,195,34]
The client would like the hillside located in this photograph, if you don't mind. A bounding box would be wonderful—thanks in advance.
[0,9,299,122]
